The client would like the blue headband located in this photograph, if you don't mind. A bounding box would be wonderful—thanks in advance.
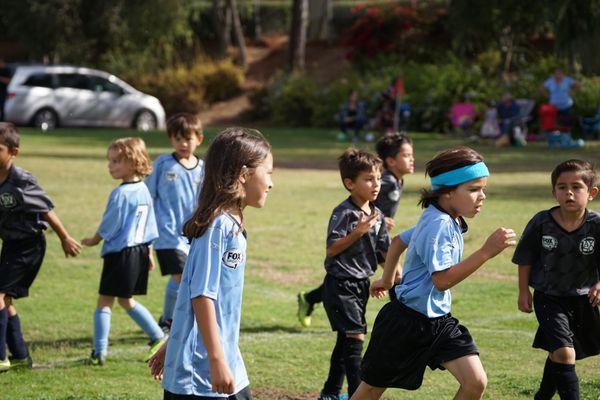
[430,162,489,190]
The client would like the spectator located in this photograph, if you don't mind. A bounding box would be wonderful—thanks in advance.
[541,68,579,126]
[495,93,520,147]
[336,90,367,143]
[480,100,500,139]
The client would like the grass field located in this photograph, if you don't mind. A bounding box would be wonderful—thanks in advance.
[2,127,600,399]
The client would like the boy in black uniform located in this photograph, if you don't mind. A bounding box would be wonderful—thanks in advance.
[298,133,413,327]
[0,123,81,371]
[513,159,600,400]
[317,148,390,400]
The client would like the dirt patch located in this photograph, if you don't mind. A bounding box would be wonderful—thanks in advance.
[250,259,316,285]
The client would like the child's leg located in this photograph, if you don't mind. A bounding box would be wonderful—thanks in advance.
[162,274,181,323]
[548,347,578,400]
[5,298,29,360]
[344,332,365,397]
[349,382,386,400]
[535,356,557,400]
[305,283,323,306]
[322,332,346,396]
[0,293,8,361]
[94,295,114,356]
[119,297,163,342]
[442,354,487,400]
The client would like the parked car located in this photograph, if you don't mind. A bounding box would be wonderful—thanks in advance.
[4,65,165,131]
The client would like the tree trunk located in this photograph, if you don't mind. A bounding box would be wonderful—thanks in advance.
[228,0,248,71]
[212,0,232,59]
[289,0,308,71]
[308,0,332,41]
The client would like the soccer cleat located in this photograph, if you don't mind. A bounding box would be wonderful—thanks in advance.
[338,395,349,400]
[9,355,32,370]
[145,336,167,362]
[87,350,105,366]
[0,358,10,372]
[297,291,314,328]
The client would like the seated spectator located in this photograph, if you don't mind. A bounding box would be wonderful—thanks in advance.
[374,91,395,134]
[480,100,500,139]
[336,90,367,142]
[495,93,520,146]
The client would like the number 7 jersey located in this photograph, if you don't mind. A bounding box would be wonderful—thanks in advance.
[98,181,159,256]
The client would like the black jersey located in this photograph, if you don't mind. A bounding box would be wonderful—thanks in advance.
[512,207,600,296]
[0,166,54,240]
[374,169,403,219]
[324,197,390,280]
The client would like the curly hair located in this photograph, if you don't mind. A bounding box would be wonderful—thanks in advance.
[108,137,152,177]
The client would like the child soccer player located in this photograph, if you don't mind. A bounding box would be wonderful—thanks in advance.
[145,113,204,333]
[82,137,165,366]
[0,122,81,371]
[513,159,600,400]
[351,146,516,400]
[297,133,413,327]
[149,127,273,399]
[317,148,390,400]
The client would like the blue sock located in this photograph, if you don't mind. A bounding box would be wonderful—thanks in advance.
[6,314,28,359]
[162,278,179,322]
[127,302,163,342]
[0,307,7,360]
[93,308,111,357]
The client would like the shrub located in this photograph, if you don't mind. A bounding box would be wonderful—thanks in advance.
[574,77,600,116]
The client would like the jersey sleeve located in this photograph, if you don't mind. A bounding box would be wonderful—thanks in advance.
[512,215,541,266]
[326,209,352,248]
[188,226,226,300]
[21,175,54,213]
[417,220,455,275]
[97,190,123,241]
[398,226,415,245]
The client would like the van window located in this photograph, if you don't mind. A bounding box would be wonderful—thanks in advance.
[89,76,124,95]
[57,74,92,90]
[23,73,55,88]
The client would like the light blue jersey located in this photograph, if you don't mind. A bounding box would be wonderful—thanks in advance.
[163,213,249,397]
[145,153,204,253]
[98,181,159,256]
[544,76,575,110]
[395,204,466,318]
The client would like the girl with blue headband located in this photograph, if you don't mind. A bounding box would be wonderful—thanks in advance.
[351,146,516,400]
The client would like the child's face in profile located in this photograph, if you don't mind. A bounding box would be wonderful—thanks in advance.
[107,148,135,181]
[387,143,414,177]
[170,133,203,160]
[553,171,598,213]
[0,143,18,171]
[242,152,274,209]
[345,167,382,203]
[445,177,487,219]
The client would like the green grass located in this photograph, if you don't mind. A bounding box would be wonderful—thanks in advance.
[2,127,600,399]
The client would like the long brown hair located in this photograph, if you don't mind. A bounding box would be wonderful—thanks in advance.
[183,127,271,239]
[418,146,484,208]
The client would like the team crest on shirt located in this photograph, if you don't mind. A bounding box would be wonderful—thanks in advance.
[0,192,17,209]
[388,189,401,202]
[222,249,244,269]
[579,237,595,255]
[542,235,558,251]
[165,171,179,181]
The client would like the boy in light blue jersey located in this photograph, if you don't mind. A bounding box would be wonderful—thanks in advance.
[82,137,164,366]
[146,113,204,332]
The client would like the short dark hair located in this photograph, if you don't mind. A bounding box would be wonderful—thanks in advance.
[0,123,20,149]
[551,159,596,188]
[338,148,382,191]
[419,146,484,208]
[167,113,203,139]
[375,132,413,169]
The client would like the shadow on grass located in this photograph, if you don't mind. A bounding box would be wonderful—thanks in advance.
[28,333,148,351]
[241,324,304,334]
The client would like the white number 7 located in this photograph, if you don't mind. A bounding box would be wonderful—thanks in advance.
[134,204,149,243]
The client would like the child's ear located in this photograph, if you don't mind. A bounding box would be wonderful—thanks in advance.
[385,156,395,168]
[10,147,19,157]
[196,133,204,144]
[343,178,354,191]
[589,186,599,200]
[238,165,249,184]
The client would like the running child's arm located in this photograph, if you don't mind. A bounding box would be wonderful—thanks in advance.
[193,296,234,395]
[148,339,168,380]
[42,210,82,257]
[370,235,409,298]
[517,265,533,313]
[326,212,378,258]
[81,232,102,247]
[431,227,516,291]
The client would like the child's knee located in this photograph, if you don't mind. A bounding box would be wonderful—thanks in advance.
[551,347,576,364]
[117,297,135,310]
[462,371,487,397]
[345,332,365,341]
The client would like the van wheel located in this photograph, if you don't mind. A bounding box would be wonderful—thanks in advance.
[32,109,58,130]
[133,110,157,131]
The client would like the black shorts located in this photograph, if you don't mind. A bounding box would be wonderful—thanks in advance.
[533,290,600,360]
[361,301,479,390]
[0,235,46,299]
[99,245,150,298]
[156,249,187,276]
[164,386,252,400]
[322,274,370,334]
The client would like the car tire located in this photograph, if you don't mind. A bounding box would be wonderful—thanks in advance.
[32,108,59,130]
[133,109,157,132]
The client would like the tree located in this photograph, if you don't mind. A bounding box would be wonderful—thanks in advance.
[289,0,308,71]
[228,0,248,71]
[212,0,232,59]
